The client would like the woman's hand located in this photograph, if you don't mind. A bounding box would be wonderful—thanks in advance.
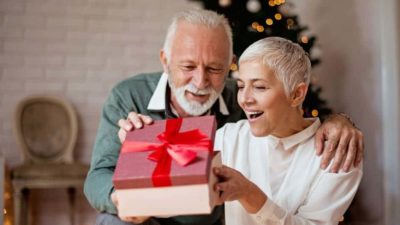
[213,166,267,214]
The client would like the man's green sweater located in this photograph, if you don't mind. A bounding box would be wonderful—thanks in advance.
[84,72,244,225]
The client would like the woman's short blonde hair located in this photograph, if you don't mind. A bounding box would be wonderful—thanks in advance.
[239,37,311,97]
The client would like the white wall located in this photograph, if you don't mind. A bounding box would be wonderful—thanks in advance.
[380,0,400,224]
[292,0,389,224]
[0,0,199,224]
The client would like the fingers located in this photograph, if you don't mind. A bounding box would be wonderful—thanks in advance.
[355,131,364,167]
[320,139,337,170]
[213,166,233,180]
[214,180,236,203]
[117,112,153,144]
[342,136,357,172]
[213,167,234,203]
[127,112,144,129]
[118,128,127,143]
[330,131,351,173]
[112,192,151,223]
[120,216,150,224]
[111,192,118,207]
[314,129,325,156]
[128,112,154,128]
[118,118,133,131]
[140,114,153,125]
[318,113,364,172]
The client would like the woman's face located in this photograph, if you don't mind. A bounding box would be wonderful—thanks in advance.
[237,61,294,137]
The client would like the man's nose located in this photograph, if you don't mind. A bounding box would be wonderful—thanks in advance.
[192,68,209,89]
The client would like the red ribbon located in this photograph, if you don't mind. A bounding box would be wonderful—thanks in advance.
[121,118,212,187]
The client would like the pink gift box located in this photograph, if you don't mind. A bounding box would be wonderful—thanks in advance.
[112,116,221,217]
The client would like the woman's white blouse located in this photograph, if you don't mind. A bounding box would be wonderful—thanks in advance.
[214,118,362,225]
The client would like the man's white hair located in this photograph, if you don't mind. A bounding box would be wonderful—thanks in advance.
[239,37,311,97]
[162,9,233,62]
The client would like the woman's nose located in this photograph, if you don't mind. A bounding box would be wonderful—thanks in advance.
[239,87,255,105]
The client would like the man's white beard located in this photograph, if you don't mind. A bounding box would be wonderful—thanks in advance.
[168,79,221,116]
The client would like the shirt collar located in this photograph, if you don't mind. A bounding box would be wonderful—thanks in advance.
[147,72,230,115]
[268,118,321,150]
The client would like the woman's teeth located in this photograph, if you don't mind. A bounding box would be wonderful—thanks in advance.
[248,111,264,119]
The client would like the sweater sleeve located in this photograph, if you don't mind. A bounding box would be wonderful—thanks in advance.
[84,87,133,214]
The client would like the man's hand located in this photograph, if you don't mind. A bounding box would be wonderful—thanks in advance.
[118,112,153,143]
[213,166,266,214]
[315,113,364,173]
[111,192,150,224]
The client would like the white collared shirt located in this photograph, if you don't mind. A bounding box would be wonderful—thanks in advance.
[147,73,230,115]
[214,118,363,225]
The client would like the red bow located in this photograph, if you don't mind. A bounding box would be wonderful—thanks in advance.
[121,118,212,187]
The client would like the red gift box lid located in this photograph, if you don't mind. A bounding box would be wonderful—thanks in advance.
[113,115,217,189]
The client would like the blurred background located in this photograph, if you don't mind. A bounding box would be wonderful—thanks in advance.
[0,0,399,225]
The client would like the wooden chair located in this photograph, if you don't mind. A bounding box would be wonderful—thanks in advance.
[11,96,89,225]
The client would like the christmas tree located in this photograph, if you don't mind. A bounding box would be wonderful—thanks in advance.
[190,0,332,120]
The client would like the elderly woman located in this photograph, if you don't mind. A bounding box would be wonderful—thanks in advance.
[214,37,362,225]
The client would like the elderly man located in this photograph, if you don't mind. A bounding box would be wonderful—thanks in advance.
[84,9,363,225]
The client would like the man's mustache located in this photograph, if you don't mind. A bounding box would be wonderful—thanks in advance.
[185,83,213,95]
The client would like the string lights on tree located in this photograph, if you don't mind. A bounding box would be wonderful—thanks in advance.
[3,166,13,225]
[190,0,332,120]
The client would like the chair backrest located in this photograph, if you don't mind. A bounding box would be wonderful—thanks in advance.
[14,96,78,164]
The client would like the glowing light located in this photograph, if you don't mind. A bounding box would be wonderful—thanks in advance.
[274,13,282,20]
[219,0,231,7]
[312,109,319,117]
[256,25,265,32]
[274,0,281,5]
[4,209,6,214]
[4,192,11,199]
[247,0,261,13]
[268,0,275,7]
[251,22,259,29]
[265,18,273,26]
[230,63,238,71]
[301,36,309,43]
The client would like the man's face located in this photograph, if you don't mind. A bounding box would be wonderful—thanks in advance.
[160,22,232,116]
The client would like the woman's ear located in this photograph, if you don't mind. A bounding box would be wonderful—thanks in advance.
[290,82,308,107]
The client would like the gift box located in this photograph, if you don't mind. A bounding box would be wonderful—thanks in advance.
[112,115,221,217]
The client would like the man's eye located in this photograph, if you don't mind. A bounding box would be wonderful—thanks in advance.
[208,68,223,73]
[181,66,195,71]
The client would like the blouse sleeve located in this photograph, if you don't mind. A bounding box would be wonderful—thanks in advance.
[250,165,363,225]
[214,125,226,152]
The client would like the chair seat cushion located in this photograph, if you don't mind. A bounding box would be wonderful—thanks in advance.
[12,163,89,179]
